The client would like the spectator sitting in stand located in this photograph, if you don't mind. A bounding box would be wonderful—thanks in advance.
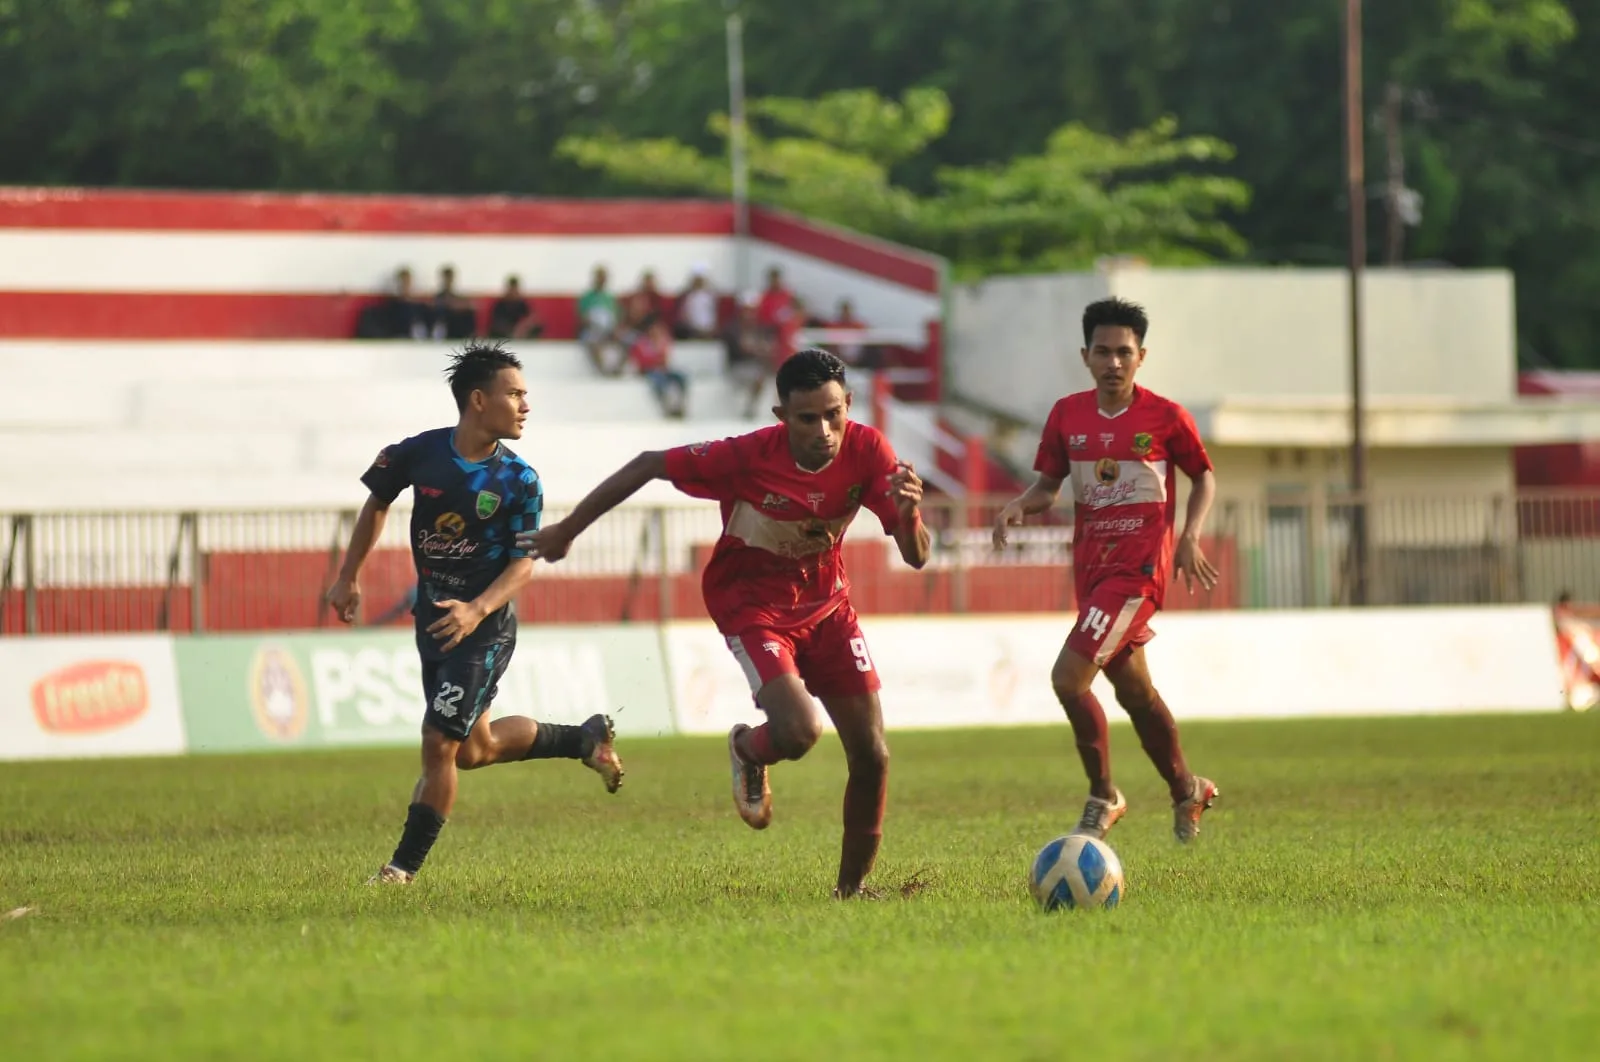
[831,297,869,366]
[674,265,719,340]
[725,291,775,418]
[756,265,797,333]
[430,265,478,339]
[630,314,688,419]
[486,275,545,339]
[578,265,625,376]
[355,266,431,339]
[627,270,668,333]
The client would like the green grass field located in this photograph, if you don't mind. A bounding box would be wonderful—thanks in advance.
[2,714,1598,1061]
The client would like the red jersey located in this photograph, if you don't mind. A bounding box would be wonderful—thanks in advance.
[1033,386,1211,610]
[663,421,903,634]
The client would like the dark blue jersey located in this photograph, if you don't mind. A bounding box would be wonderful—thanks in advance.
[361,427,542,659]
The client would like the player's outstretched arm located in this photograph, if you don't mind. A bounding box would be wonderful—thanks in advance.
[516,451,669,562]
[992,474,1064,550]
[326,494,391,623]
[1174,468,1220,592]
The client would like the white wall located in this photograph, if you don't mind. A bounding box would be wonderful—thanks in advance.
[949,267,1517,424]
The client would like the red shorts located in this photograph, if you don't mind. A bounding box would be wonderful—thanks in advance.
[1066,585,1157,669]
[725,603,881,699]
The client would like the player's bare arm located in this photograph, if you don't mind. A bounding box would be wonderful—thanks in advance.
[326,493,392,623]
[992,473,1065,549]
[429,557,535,651]
[517,450,669,561]
[1175,467,1220,592]
[889,460,930,569]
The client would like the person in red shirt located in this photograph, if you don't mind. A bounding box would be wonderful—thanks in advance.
[993,297,1222,844]
[756,265,796,332]
[519,349,931,898]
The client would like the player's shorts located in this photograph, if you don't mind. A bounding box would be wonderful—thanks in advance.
[1066,586,1158,670]
[725,603,881,700]
[420,636,515,741]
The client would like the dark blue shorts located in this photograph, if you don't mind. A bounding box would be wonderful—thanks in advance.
[420,637,515,741]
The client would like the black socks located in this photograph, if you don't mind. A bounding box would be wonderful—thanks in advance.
[522,722,591,761]
[389,802,446,875]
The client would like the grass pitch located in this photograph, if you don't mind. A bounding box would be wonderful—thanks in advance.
[2,714,1598,1061]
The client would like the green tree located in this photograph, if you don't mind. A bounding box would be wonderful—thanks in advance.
[560,87,1248,276]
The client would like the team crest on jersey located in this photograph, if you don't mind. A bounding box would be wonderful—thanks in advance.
[847,484,863,505]
[475,490,500,519]
[1131,432,1153,456]
[373,447,392,469]
[689,441,710,456]
[1095,457,1121,485]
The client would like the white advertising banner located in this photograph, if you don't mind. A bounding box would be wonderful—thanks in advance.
[664,605,1563,733]
[0,635,186,760]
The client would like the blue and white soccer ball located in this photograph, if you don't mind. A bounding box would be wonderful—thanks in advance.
[1029,834,1125,911]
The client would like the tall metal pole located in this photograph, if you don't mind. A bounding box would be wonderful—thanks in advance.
[1344,0,1369,605]
[725,6,751,296]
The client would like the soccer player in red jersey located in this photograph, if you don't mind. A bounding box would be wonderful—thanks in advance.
[518,349,930,897]
[993,297,1222,843]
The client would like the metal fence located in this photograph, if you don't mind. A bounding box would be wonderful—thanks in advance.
[4,490,1600,634]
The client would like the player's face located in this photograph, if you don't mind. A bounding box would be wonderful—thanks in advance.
[474,367,530,440]
[1082,325,1146,397]
[777,381,850,470]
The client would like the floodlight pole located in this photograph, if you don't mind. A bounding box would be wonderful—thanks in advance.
[726,5,751,296]
[1344,0,1370,605]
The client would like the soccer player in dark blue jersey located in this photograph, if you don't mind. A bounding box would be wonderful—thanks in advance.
[326,342,625,884]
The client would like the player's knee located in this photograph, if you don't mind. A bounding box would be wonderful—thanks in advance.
[1113,680,1157,714]
[1051,661,1094,700]
[453,744,489,770]
[775,712,825,759]
[847,735,889,778]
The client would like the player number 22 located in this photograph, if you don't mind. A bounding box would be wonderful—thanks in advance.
[849,636,874,673]
[1079,606,1111,642]
[432,682,465,718]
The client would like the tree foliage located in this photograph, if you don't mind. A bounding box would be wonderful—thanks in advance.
[0,0,1596,363]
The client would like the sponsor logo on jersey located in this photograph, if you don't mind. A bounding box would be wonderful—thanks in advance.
[1088,515,1147,535]
[1099,432,1116,449]
[475,490,501,520]
[250,647,308,741]
[1069,434,1089,450]
[418,512,478,560]
[762,641,782,657]
[418,486,443,498]
[1132,432,1153,456]
[689,441,710,456]
[31,661,149,734]
[1095,457,1121,484]
[761,493,790,510]
[807,491,827,510]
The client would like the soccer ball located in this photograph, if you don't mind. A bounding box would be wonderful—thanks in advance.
[1029,834,1124,911]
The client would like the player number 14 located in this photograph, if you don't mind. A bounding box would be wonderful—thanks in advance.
[1079,606,1111,642]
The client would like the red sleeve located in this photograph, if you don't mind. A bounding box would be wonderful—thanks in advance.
[859,429,903,535]
[1168,404,1212,477]
[1033,401,1071,480]
[663,436,748,501]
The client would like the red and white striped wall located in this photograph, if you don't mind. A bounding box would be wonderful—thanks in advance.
[0,189,944,340]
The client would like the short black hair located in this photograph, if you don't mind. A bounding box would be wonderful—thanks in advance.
[445,341,522,411]
[1082,297,1149,347]
[775,348,847,401]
